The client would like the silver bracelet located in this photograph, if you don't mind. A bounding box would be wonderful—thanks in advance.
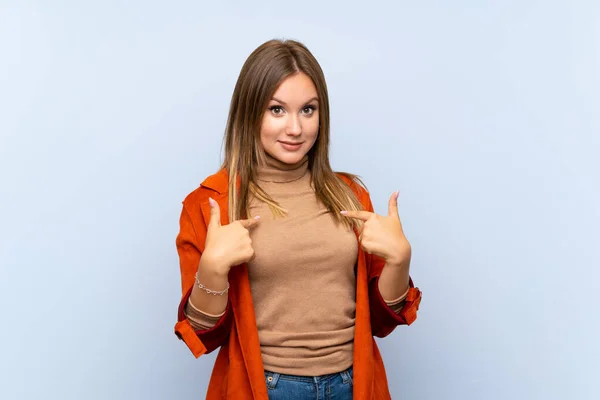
[195,272,229,296]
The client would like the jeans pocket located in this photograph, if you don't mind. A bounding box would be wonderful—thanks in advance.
[264,371,281,389]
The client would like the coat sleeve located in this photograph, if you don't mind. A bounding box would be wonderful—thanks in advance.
[173,203,233,357]
[361,189,423,338]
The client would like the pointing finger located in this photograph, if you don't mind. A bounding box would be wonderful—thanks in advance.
[238,216,261,229]
[340,210,373,222]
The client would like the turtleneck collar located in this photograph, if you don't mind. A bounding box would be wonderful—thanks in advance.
[256,153,309,183]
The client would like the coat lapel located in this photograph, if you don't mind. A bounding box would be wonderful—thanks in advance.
[200,191,268,399]
[353,229,376,398]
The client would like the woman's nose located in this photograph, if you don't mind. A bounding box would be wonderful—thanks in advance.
[285,115,302,136]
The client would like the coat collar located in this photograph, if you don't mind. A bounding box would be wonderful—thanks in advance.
[200,169,229,194]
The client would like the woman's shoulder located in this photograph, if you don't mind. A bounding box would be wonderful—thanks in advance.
[335,171,370,201]
[182,169,229,207]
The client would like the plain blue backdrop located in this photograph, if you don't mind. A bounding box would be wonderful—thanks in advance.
[1,1,599,399]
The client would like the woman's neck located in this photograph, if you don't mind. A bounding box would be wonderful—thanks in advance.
[256,153,309,183]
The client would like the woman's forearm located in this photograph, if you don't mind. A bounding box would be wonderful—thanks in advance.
[188,256,230,316]
[377,261,411,303]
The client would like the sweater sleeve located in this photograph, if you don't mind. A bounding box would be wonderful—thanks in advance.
[185,298,225,331]
[384,285,411,313]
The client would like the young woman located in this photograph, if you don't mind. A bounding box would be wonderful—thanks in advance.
[174,39,422,400]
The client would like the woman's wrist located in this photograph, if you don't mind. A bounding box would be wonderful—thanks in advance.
[199,252,231,278]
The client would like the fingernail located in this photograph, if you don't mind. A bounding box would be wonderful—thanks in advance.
[340,210,348,215]
[254,215,261,220]
[395,191,399,199]
[209,197,216,207]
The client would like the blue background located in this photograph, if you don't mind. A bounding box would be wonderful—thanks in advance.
[1,1,598,399]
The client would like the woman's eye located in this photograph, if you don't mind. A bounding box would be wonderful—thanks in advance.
[302,106,316,115]
[269,106,284,115]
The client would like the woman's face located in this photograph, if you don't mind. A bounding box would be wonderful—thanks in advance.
[260,72,320,165]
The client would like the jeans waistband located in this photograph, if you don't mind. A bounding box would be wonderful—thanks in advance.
[264,366,353,384]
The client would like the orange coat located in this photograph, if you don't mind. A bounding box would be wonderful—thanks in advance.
[174,169,422,399]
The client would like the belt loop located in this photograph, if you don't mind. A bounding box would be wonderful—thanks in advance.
[341,367,353,385]
[265,371,280,389]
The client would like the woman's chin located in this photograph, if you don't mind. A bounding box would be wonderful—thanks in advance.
[269,151,307,165]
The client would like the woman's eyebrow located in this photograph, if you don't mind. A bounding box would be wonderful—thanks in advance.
[271,96,319,106]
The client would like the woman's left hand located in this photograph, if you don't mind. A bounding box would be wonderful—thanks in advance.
[341,191,411,267]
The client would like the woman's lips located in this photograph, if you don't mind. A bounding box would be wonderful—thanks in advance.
[278,141,303,151]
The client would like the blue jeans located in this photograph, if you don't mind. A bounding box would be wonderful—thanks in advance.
[264,366,353,400]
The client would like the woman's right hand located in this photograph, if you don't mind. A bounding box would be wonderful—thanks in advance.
[200,197,260,276]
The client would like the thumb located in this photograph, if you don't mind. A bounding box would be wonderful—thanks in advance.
[388,191,399,218]
[208,198,221,229]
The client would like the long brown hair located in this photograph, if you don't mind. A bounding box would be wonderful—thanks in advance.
[221,39,365,229]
